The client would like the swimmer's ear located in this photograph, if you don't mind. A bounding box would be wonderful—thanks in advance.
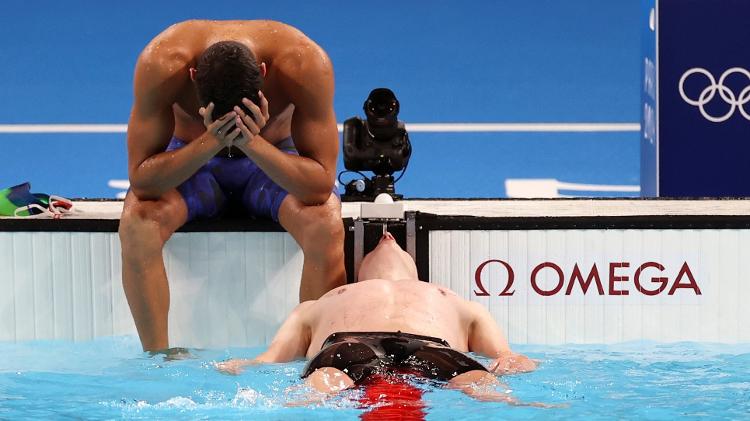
[260,62,267,78]
[189,67,197,82]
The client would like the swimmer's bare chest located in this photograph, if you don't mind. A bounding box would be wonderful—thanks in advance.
[306,280,469,357]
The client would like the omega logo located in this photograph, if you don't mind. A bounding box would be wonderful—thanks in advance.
[473,260,701,297]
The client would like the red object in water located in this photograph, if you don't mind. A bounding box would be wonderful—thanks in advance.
[360,374,426,421]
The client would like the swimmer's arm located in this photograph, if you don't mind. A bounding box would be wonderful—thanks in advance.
[236,53,337,205]
[466,302,537,374]
[216,302,312,375]
[126,51,233,199]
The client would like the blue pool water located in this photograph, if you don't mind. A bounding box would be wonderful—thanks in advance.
[1,337,749,420]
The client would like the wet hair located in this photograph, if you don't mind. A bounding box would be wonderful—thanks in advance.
[194,41,262,120]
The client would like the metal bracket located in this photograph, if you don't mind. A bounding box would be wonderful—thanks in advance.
[353,218,365,282]
[352,214,417,281]
[406,211,416,262]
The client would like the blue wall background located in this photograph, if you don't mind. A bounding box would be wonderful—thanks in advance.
[0,0,641,198]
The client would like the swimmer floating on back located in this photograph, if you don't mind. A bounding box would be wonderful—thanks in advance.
[218,232,551,408]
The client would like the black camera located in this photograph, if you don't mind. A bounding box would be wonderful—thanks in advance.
[341,88,411,201]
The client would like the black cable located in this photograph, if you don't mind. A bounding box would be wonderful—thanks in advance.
[392,158,410,184]
[337,161,409,188]
[337,170,369,186]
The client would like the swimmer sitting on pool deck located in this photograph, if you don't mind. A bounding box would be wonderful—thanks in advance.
[217,232,538,404]
[119,20,345,351]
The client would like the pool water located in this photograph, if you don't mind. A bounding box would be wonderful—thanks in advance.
[1,337,748,420]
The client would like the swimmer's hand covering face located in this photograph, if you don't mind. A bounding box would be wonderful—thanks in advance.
[198,103,241,152]
[233,92,270,152]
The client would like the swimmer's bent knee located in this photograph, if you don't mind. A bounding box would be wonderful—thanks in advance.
[305,367,355,393]
[119,194,186,242]
[301,199,344,239]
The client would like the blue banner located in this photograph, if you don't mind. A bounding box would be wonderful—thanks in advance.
[653,0,750,197]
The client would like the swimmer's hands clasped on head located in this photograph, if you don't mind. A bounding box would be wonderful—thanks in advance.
[232,91,270,153]
[198,102,241,152]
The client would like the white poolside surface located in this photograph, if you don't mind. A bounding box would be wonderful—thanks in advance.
[1,199,749,347]
[35,198,750,219]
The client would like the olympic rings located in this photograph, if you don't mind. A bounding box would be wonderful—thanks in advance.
[678,67,750,123]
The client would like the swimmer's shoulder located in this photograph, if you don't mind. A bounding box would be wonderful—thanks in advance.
[317,282,356,300]
[293,299,317,313]
[271,28,333,96]
[134,21,200,89]
[287,299,318,325]
[258,20,325,53]
[420,282,462,301]
[432,284,460,298]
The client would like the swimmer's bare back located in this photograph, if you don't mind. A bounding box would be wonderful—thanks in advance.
[127,20,337,201]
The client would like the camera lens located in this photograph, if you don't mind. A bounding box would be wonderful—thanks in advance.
[368,100,394,117]
[365,88,399,126]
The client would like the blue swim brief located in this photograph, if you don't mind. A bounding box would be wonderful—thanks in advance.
[166,136,298,222]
